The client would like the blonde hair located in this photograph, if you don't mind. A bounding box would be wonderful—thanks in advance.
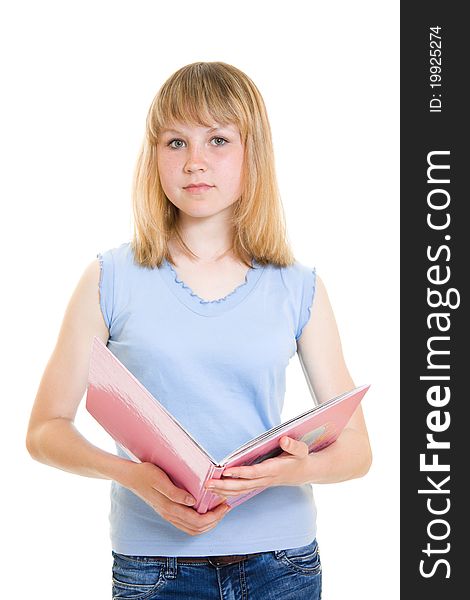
[130,61,295,268]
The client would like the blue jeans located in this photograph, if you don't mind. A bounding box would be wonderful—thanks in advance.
[111,538,322,599]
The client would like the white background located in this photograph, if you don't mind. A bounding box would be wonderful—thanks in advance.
[1,1,399,598]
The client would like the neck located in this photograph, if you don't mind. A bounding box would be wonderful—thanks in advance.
[172,212,235,262]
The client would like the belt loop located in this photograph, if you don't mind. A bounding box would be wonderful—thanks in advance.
[165,556,177,579]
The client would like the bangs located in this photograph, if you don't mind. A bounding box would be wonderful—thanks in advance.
[147,63,250,142]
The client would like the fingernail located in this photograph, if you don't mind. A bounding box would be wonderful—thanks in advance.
[185,496,196,506]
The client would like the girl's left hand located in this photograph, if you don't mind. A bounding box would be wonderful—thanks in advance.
[204,436,311,497]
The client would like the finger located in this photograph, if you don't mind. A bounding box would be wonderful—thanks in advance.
[151,470,197,507]
[186,521,219,535]
[179,519,220,535]
[201,500,232,523]
[175,519,218,536]
[167,501,231,532]
[176,511,228,535]
[222,444,307,481]
[279,436,309,457]
[213,494,228,505]
[161,510,203,535]
[222,463,271,480]
[223,456,288,480]
[206,477,272,495]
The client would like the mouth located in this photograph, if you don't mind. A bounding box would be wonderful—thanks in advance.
[183,184,215,194]
[184,183,214,189]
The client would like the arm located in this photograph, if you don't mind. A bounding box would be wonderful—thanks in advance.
[25,259,133,483]
[204,273,372,496]
[294,273,372,483]
[26,259,230,536]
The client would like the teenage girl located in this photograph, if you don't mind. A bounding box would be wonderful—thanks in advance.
[26,61,372,600]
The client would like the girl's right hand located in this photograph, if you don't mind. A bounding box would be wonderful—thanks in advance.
[121,462,232,536]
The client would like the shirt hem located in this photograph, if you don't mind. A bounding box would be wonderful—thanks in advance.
[110,529,317,557]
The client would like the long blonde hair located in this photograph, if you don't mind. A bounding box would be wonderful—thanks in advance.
[130,61,295,268]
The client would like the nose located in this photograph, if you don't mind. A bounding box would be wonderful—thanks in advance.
[184,144,207,173]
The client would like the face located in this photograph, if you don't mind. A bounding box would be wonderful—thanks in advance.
[156,121,244,220]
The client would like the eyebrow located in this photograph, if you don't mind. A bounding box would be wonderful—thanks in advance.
[159,126,234,135]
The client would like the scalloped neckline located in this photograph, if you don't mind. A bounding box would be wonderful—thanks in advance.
[166,258,255,304]
[159,257,265,316]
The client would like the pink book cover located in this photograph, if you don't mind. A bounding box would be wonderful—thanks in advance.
[85,336,370,513]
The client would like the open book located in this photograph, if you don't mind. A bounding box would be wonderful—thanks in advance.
[86,336,370,513]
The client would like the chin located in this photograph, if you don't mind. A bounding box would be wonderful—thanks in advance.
[180,201,235,218]
[178,206,221,218]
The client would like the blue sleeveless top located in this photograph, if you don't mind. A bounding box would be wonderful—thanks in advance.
[97,242,317,556]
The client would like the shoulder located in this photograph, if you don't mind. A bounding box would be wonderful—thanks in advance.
[95,241,138,278]
[280,260,316,278]
[291,260,316,280]
[97,241,133,264]
[271,260,317,295]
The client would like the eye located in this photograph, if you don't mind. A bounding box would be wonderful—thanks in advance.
[168,138,186,149]
[210,137,228,146]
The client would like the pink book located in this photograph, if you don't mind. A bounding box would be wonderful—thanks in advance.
[86,336,370,514]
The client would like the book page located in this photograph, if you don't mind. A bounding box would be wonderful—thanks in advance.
[219,384,369,466]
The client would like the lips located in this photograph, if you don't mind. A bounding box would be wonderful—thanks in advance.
[183,183,215,195]
[184,183,214,189]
